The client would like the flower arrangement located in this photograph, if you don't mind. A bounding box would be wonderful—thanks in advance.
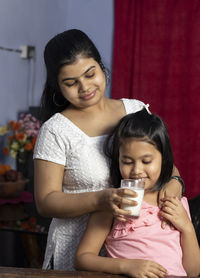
[0,113,40,162]
[0,217,46,233]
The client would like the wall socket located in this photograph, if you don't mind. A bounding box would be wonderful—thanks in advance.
[20,45,35,59]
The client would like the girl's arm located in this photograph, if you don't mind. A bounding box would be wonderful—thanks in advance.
[75,211,168,278]
[160,197,200,277]
[34,159,138,218]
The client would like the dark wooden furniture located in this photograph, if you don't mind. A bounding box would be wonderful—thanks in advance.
[0,267,199,278]
[0,267,123,277]
[0,191,48,268]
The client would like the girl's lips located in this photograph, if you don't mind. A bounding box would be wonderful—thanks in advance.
[80,90,96,100]
[130,177,147,179]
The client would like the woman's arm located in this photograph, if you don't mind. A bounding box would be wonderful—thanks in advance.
[34,159,100,218]
[158,166,184,228]
[75,211,168,278]
[34,159,138,218]
[158,166,183,202]
[160,197,200,276]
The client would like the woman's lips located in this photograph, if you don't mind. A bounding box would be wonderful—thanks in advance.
[80,90,96,100]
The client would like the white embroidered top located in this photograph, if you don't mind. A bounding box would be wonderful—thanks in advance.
[33,98,146,270]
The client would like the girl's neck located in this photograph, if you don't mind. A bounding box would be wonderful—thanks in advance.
[143,190,159,206]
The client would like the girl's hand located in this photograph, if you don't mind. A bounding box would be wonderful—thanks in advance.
[98,188,138,221]
[158,178,182,229]
[122,259,168,278]
[159,197,191,232]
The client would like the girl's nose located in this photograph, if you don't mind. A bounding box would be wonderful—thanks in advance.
[131,163,142,176]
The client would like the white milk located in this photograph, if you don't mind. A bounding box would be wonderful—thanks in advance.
[121,188,144,217]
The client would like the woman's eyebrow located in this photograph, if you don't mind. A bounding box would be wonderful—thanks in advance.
[61,66,95,82]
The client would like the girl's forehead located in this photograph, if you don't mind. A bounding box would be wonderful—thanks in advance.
[119,138,160,157]
[121,136,151,144]
[120,137,157,150]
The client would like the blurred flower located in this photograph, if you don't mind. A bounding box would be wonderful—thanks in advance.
[0,218,47,234]
[0,113,41,162]
[0,126,9,135]
[2,147,9,155]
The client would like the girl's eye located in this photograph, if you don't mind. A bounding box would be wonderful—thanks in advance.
[143,160,151,164]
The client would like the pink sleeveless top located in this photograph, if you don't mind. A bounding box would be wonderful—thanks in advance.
[105,197,190,276]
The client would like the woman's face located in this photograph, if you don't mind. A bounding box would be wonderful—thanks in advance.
[57,56,106,109]
[119,138,162,191]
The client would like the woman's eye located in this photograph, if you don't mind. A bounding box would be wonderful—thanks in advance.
[86,72,95,78]
[65,81,77,87]
[121,160,133,165]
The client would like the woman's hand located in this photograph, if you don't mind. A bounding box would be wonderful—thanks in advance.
[158,178,182,229]
[122,259,168,278]
[97,188,138,221]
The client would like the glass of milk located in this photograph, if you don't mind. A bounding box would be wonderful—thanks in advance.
[121,179,145,217]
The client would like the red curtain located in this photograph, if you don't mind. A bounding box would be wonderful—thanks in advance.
[112,0,200,198]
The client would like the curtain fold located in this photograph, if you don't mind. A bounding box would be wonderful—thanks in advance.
[112,0,200,198]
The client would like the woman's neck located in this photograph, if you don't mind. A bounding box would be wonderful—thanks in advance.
[67,95,109,113]
[61,98,124,137]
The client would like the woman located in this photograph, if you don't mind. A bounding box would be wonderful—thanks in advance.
[33,29,184,270]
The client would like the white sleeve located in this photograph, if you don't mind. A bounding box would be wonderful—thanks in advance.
[33,124,66,166]
[121,98,150,114]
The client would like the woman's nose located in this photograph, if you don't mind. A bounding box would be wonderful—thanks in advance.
[79,79,89,93]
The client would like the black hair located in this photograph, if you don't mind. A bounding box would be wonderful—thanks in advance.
[104,108,174,190]
[39,29,107,123]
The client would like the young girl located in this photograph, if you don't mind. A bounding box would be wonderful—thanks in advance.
[75,108,200,277]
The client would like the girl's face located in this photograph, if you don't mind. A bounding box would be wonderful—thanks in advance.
[119,138,162,191]
[57,56,106,109]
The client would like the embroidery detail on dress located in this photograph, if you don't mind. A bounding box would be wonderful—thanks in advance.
[111,202,159,238]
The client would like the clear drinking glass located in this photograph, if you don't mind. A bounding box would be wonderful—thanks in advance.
[121,179,145,217]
